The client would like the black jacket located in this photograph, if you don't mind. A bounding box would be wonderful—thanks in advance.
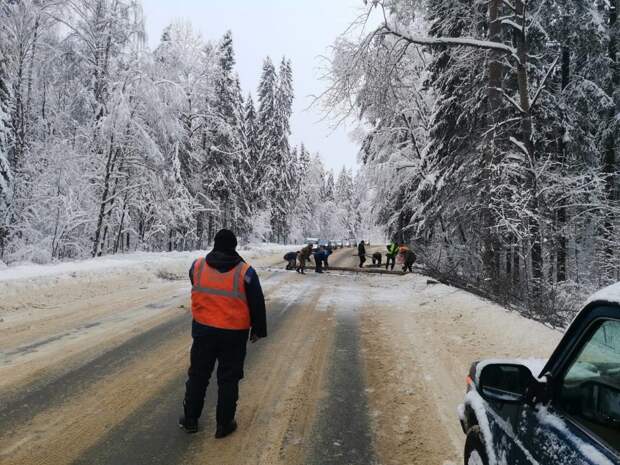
[404,250,417,264]
[358,243,366,256]
[189,250,267,339]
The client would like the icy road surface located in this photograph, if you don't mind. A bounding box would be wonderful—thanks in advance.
[0,247,562,465]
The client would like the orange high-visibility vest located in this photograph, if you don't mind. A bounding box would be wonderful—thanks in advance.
[191,258,251,330]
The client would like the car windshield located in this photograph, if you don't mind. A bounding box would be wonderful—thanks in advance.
[558,319,620,453]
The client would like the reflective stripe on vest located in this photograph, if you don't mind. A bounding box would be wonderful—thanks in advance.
[192,258,245,298]
[191,258,251,330]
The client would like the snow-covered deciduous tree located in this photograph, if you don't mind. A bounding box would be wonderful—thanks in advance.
[0,47,12,256]
[0,1,336,262]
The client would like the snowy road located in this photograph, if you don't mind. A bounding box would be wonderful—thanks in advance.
[0,247,563,465]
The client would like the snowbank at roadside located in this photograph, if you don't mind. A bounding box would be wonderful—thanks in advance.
[0,243,293,284]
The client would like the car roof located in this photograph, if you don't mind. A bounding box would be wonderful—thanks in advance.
[585,282,620,307]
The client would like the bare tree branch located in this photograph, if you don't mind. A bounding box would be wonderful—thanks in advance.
[530,55,560,110]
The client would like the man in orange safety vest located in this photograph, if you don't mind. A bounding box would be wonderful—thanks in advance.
[179,229,266,437]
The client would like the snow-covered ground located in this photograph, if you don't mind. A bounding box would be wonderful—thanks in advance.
[0,243,295,302]
[0,244,295,401]
[0,247,581,465]
[0,243,294,283]
[358,266,564,465]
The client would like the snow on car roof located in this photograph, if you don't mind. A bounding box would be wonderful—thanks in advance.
[585,282,620,307]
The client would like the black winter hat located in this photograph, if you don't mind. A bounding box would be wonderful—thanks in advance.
[213,229,238,252]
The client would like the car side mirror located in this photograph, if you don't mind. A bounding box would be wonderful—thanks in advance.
[478,363,538,404]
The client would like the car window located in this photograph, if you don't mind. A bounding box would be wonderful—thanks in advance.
[557,319,620,453]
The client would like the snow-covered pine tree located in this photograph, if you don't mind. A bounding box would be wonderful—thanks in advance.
[295,143,309,201]
[268,57,295,242]
[322,0,617,319]
[291,151,327,241]
[241,90,272,233]
[321,171,335,202]
[276,58,294,141]
[208,30,240,231]
[256,56,278,193]
[230,73,255,239]
[421,0,516,294]
[289,143,314,241]
[242,92,260,194]
[335,167,356,238]
[528,0,613,284]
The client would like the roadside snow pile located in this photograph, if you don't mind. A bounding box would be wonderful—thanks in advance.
[0,243,292,288]
[240,243,300,261]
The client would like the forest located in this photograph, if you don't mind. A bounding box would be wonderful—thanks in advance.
[1,0,618,320]
[0,0,375,264]
[325,0,618,320]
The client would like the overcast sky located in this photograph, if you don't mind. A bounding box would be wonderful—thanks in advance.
[141,0,373,173]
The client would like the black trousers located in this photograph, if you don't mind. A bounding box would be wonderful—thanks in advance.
[403,262,413,272]
[359,255,366,267]
[386,256,396,270]
[184,325,248,425]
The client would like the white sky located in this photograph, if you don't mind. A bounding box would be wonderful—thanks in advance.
[141,0,373,173]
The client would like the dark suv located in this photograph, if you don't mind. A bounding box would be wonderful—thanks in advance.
[459,284,620,465]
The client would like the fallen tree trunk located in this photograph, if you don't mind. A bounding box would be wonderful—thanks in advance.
[327,266,406,276]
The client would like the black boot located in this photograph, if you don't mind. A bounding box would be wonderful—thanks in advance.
[178,416,199,434]
[215,420,238,439]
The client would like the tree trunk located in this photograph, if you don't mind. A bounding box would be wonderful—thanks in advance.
[506,245,512,277]
[9,40,28,232]
[481,0,503,287]
[602,0,618,277]
[208,214,214,246]
[113,193,128,254]
[556,47,570,282]
[91,140,119,257]
[487,0,503,120]
[513,244,520,286]
[514,0,542,298]
[196,212,204,250]
[25,15,39,137]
